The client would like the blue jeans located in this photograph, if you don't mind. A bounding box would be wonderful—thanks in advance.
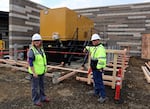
[92,70,106,98]
[31,74,46,104]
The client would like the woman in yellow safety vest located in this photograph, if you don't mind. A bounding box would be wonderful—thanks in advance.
[84,33,107,103]
[28,33,49,107]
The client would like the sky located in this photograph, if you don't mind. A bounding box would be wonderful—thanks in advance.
[1,0,150,12]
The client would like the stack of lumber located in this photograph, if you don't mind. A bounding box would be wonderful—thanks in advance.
[141,62,150,83]
[0,48,130,89]
[0,59,86,84]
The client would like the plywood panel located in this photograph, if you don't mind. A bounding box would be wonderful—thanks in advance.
[141,34,150,59]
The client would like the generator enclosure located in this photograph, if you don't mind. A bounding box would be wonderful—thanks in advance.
[40,7,94,41]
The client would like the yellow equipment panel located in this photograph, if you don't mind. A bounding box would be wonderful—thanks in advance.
[40,7,94,41]
[0,40,5,50]
[40,7,78,41]
[77,15,94,41]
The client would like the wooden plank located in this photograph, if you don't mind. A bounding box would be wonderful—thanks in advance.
[106,49,126,54]
[104,67,118,72]
[87,54,92,84]
[47,65,87,73]
[0,59,16,65]
[76,74,114,81]
[106,63,128,69]
[121,53,126,79]
[76,76,113,88]
[141,66,150,83]
[0,63,28,72]
[103,74,114,81]
[118,55,130,59]
[45,73,53,77]
[0,59,28,68]
[117,59,128,62]
[117,58,129,62]
[148,61,150,66]
[47,64,67,71]
[87,68,92,84]
[16,62,28,68]
[57,71,77,82]
[145,62,150,70]
[109,61,128,65]
[112,53,118,89]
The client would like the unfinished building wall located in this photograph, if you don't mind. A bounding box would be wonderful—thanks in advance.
[75,2,150,56]
[9,0,48,52]
[9,1,150,57]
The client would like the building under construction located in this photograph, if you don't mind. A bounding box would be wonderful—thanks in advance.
[0,1,150,108]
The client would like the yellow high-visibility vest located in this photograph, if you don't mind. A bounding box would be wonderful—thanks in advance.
[86,44,106,69]
[28,46,47,75]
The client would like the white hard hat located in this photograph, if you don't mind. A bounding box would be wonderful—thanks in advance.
[32,33,42,41]
[52,32,59,40]
[91,34,101,41]
[52,34,59,40]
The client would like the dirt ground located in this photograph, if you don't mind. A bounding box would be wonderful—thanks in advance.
[0,56,150,109]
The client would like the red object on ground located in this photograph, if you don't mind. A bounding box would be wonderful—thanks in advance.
[87,67,92,74]
[114,68,122,100]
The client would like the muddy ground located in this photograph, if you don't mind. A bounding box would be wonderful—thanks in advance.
[0,56,150,109]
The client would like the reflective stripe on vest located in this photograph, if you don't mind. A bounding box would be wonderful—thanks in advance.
[28,46,47,75]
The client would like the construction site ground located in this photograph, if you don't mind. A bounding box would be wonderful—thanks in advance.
[0,56,150,109]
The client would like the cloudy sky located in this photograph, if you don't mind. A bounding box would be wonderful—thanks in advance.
[1,0,150,12]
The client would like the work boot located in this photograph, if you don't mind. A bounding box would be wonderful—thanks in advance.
[34,102,42,107]
[97,97,107,103]
[42,97,50,102]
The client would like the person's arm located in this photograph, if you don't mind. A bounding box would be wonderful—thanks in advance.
[28,49,38,77]
[83,46,90,52]
[83,48,87,52]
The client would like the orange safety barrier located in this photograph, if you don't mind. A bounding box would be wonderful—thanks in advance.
[114,68,122,102]
[87,67,92,74]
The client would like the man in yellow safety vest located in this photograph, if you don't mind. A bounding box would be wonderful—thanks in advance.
[84,33,107,103]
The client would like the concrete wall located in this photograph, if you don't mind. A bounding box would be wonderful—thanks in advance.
[75,2,150,55]
[9,0,48,51]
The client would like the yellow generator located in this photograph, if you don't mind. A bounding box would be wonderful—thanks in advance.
[40,7,94,64]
